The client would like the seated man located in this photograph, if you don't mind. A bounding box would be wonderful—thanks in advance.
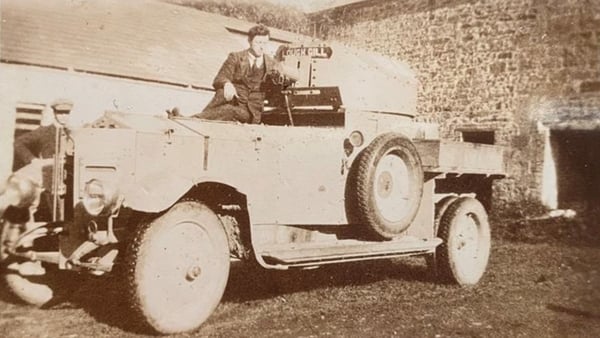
[193,24,297,124]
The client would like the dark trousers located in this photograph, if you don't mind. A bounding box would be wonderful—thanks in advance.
[193,101,252,123]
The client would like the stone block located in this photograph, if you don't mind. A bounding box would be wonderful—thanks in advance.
[580,81,600,93]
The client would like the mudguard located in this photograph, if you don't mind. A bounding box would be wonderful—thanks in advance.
[122,173,246,214]
[122,174,195,213]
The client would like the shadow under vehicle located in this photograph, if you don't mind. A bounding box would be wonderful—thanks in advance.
[0,44,505,334]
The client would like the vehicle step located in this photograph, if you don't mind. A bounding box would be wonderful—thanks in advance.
[258,237,442,267]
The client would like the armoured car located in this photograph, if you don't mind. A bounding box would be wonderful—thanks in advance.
[0,44,505,334]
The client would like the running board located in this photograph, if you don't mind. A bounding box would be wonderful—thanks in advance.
[258,237,442,268]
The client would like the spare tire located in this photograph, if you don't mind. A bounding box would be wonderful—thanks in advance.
[345,133,424,240]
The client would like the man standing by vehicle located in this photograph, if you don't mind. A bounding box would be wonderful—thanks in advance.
[12,100,72,171]
[193,24,297,124]
[7,99,72,221]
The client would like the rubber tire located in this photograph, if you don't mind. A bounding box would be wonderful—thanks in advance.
[125,201,230,334]
[1,219,75,306]
[435,197,491,285]
[426,195,458,277]
[345,133,424,240]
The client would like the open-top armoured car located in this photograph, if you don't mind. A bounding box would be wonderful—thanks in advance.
[0,44,505,334]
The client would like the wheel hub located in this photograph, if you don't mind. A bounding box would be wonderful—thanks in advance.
[373,153,410,222]
[185,265,202,281]
[455,215,479,257]
[377,171,393,198]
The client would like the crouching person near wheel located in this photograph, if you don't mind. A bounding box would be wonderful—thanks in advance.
[0,100,75,305]
[0,170,43,270]
[1,159,50,259]
[0,159,73,306]
[0,158,52,215]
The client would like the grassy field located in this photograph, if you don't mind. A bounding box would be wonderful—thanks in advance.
[1,220,599,337]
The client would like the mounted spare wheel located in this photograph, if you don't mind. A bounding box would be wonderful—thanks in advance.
[346,133,424,240]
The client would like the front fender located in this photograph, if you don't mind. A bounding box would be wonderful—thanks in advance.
[122,174,248,213]
[122,174,194,213]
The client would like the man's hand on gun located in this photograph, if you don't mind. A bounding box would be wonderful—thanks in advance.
[267,70,295,87]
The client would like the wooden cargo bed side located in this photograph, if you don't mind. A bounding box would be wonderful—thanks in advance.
[414,139,506,177]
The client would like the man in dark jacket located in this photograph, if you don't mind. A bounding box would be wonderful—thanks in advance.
[13,100,72,171]
[8,100,72,221]
[13,125,58,172]
[194,24,297,124]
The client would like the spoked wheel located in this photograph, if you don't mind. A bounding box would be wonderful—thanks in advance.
[346,133,423,240]
[434,197,491,285]
[1,218,75,306]
[125,201,230,334]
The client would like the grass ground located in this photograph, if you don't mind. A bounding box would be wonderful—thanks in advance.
[1,216,599,337]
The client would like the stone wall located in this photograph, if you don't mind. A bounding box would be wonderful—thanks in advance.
[311,0,600,206]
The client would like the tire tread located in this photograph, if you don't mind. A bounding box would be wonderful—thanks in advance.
[345,133,423,240]
[435,197,490,285]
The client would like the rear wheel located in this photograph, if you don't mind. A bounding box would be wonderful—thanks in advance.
[426,195,458,277]
[434,197,491,285]
[125,201,230,334]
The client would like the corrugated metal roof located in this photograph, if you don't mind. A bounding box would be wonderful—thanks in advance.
[0,0,309,88]
[0,0,420,114]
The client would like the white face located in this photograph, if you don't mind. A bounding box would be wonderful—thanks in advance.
[55,113,70,126]
[249,34,269,57]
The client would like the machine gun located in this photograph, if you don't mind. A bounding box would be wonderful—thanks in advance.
[263,44,344,127]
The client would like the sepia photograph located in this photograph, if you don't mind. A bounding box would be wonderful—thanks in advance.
[0,0,599,336]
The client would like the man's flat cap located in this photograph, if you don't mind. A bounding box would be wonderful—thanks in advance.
[51,99,74,113]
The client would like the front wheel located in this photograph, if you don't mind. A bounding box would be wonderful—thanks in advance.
[125,201,230,334]
[434,197,491,285]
